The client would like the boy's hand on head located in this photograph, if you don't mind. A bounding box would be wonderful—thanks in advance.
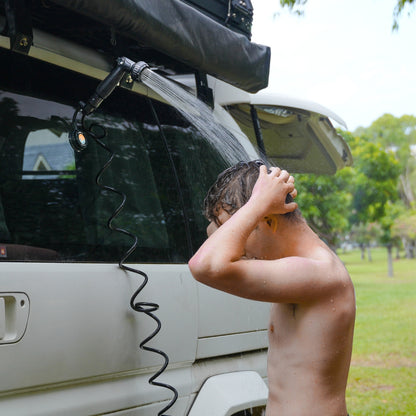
[250,165,298,215]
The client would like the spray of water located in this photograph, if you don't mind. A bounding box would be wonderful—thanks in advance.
[140,68,249,164]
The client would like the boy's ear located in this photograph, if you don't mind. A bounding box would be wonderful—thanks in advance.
[264,215,278,233]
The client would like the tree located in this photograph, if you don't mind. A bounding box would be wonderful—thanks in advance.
[351,115,416,273]
[355,114,416,209]
[277,0,415,29]
[345,133,401,225]
[378,201,405,277]
[350,222,381,261]
[392,210,416,258]
[295,130,401,254]
[295,167,354,251]
[342,131,402,275]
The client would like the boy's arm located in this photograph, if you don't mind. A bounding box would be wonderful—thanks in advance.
[188,166,338,304]
[189,166,294,267]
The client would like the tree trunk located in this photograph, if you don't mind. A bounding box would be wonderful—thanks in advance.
[403,238,412,259]
[410,240,415,259]
[387,245,394,277]
[395,245,400,260]
[360,244,366,260]
[399,170,415,208]
[367,245,372,262]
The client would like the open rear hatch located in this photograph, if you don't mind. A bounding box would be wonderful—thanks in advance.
[225,92,353,174]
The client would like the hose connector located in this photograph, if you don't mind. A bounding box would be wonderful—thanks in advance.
[130,61,150,82]
[80,57,149,116]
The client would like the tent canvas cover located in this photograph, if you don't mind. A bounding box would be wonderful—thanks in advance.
[46,0,271,93]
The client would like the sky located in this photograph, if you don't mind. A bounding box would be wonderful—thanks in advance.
[251,0,416,131]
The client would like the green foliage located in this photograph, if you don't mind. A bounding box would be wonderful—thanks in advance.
[350,222,382,247]
[278,0,307,15]
[296,124,411,257]
[393,0,416,30]
[355,114,416,209]
[294,126,402,248]
[378,201,405,246]
[392,210,416,240]
[276,0,415,29]
[347,134,400,224]
[59,161,76,179]
[294,116,412,252]
[295,167,353,247]
[356,114,416,168]
[350,115,416,252]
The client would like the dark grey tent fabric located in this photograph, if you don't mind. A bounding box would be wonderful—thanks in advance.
[50,0,270,92]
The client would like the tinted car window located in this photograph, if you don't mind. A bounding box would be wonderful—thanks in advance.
[0,50,191,261]
[0,49,246,262]
[162,126,232,251]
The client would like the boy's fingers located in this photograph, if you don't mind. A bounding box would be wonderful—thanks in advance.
[284,201,298,212]
[259,164,268,176]
[287,175,297,198]
[269,166,281,176]
[286,181,295,192]
[279,169,290,181]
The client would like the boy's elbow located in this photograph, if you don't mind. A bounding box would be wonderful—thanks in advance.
[188,256,202,281]
[188,255,225,284]
[188,256,211,283]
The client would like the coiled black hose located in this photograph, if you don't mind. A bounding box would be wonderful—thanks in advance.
[72,108,178,415]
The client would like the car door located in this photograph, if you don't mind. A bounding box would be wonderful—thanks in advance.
[0,49,199,415]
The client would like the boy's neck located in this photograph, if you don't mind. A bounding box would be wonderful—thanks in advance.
[274,219,319,259]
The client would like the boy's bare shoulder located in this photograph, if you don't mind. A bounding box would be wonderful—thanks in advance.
[306,246,354,297]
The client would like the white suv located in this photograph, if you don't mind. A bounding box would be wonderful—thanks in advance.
[0,1,351,415]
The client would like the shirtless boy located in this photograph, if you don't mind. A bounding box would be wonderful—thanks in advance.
[188,161,355,416]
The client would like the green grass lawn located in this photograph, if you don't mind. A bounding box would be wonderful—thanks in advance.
[338,248,416,416]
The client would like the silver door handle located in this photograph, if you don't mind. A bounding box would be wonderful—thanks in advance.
[0,293,30,344]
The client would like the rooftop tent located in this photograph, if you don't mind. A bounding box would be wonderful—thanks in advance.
[49,0,271,93]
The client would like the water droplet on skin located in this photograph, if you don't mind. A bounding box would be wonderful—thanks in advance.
[332,308,336,312]
[330,298,334,303]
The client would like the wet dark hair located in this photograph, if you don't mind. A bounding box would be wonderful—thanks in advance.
[204,160,301,225]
